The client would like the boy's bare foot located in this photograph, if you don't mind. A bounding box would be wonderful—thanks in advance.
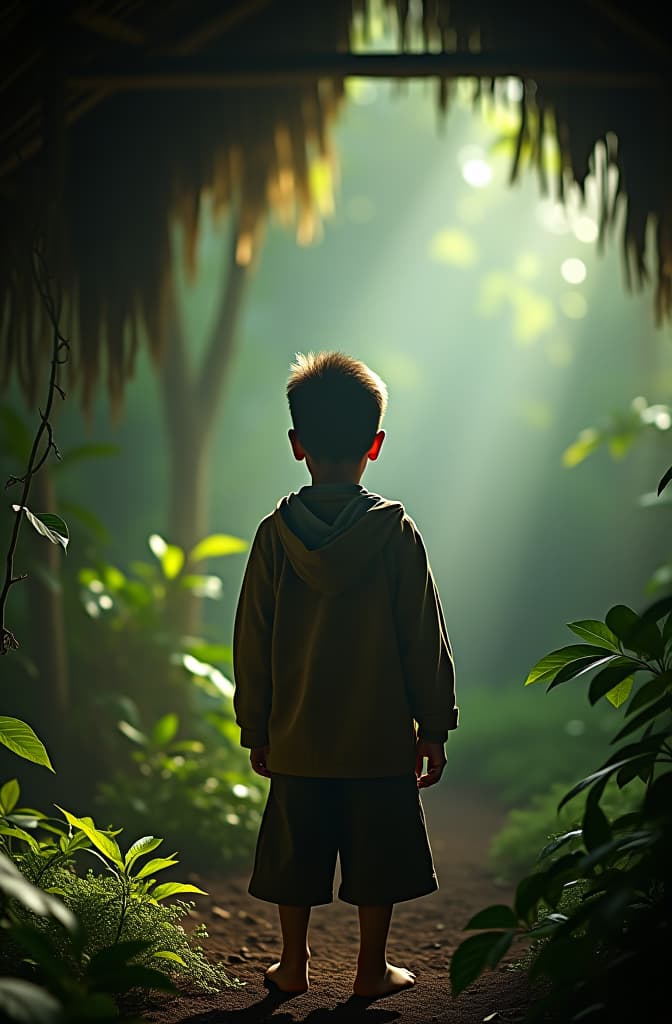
[353,962,416,998]
[265,957,310,993]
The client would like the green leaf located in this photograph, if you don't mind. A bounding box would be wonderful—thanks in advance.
[117,720,147,746]
[55,806,123,867]
[189,534,248,562]
[538,830,583,861]
[184,643,232,664]
[566,620,620,651]
[450,931,514,997]
[0,778,20,814]
[605,604,664,658]
[0,977,62,1023]
[53,442,120,469]
[547,654,617,690]
[657,462,672,496]
[134,856,179,880]
[605,604,640,641]
[524,645,615,686]
[151,713,179,748]
[641,595,672,623]
[588,663,639,704]
[11,506,69,553]
[0,717,54,771]
[514,872,550,921]
[180,573,223,598]
[161,545,184,580]
[153,950,187,967]
[464,904,518,930]
[558,757,649,810]
[151,881,208,901]
[626,673,672,716]
[582,798,611,851]
[0,852,77,931]
[124,835,163,869]
[605,676,635,708]
[611,696,671,743]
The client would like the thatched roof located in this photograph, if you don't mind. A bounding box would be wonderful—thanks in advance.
[1,0,671,410]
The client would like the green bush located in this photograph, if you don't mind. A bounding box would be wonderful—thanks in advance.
[489,777,645,882]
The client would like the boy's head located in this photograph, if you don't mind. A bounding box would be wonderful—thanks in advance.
[286,351,388,468]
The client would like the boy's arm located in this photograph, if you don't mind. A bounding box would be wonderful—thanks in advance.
[233,520,275,750]
[395,517,458,743]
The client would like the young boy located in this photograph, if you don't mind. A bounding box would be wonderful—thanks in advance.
[233,351,458,998]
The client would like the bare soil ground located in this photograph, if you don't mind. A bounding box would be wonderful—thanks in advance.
[131,785,537,1023]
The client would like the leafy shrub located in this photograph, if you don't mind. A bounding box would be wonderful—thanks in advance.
[489,777,644,882]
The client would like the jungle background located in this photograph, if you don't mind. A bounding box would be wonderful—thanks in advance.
[1,2,671,1019]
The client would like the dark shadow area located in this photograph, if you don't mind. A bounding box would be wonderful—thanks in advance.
[177,991,401,1024]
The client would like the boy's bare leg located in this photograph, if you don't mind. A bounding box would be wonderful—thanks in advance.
[353,904,416,997]
[265,904,311,992]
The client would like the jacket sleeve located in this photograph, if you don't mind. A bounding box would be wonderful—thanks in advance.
[394,517,458,743]
[233,519,275,749]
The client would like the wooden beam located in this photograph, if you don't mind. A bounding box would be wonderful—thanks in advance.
[69,6,145,46]
[68,50,669,89]
[172,0,274,55]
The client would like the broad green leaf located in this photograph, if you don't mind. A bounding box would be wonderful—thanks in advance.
[562,429,602,467]
[0,717,54,771]
[134,856,179,880]
[151,881,208,901]
[538,830,582,861]
[0,778,20,814]
[558,757,648,810]
[152,713,179,748]
[184,643,232,664]
[547,654,616,690]
[11,506,69,553]
[450,931,514,997]
[588,662,639,704]
[153,950,187,966]
[582,798,611,851]
[514,872,550,921]
[642,594,672,623]
[161,545,184,580]
[53,443,120,469]
[124,835,163,868]
[566,620,620,651]
[626,673,672,716]
[464,904,518,930]
[611,695,671,743]
[0,852,76,931]
[605,676,634,708]
[524,645,615,686]
[605,604,640,641]
[0,977,62,1023]
[87,939,152,972]
[189,534,248,563]
[605,604,664,658]
[55,806,123,867]
[0,824,40,851]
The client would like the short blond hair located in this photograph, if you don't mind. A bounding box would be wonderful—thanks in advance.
[286,351,388,461]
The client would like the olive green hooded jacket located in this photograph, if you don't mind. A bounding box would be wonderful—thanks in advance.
[233,484,458,777]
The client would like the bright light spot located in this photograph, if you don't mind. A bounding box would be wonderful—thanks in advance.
[84,599,100,618]
[430,228,478,268]
[655,411,671,430]
[514,252,541,279]
[536,199,569,235]
[346,195,375,224]
[209,668,235,698]
[235,233,254,265]
[203,777,219,793]
[506,77,523,102]
[225,813,240,826]
[559,292,588,319]
[565,719,585,737]
[345,78,378,105]
[462,158,493,188]
[573,215,598,244]
[149,533,167,559]
[561,258,587,284]
[88,579,104,593]
[233,784,249,799]
[98,594,113,610]
[631,395,648,412]
[182,653,210,677]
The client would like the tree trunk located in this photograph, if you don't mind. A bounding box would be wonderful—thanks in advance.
[159,216,250,636]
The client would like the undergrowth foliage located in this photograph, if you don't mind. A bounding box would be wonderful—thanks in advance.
[450,592,672,1022]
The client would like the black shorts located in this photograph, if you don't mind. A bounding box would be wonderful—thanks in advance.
[249,773,438,906]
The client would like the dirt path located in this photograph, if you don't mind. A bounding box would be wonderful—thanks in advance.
[135,785,534,1023]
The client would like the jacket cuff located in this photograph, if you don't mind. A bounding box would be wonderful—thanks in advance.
[418,728,449,743]
[417,706,459,742]
[240,727,269,748]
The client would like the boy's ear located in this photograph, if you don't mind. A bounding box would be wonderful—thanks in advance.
[367,430,385,462]
[288,429,306,461]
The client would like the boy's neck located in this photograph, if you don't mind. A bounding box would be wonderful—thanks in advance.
[306,455,367,486]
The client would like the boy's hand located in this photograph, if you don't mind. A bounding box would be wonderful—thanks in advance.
[415,739,446,789]
[250,746,271,778]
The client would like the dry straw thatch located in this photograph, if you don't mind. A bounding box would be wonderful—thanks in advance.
[0,0,670,412]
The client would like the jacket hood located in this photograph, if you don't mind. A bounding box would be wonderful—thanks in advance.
[274,485,404,595]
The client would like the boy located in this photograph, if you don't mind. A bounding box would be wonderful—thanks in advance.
[233,351,458,998]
